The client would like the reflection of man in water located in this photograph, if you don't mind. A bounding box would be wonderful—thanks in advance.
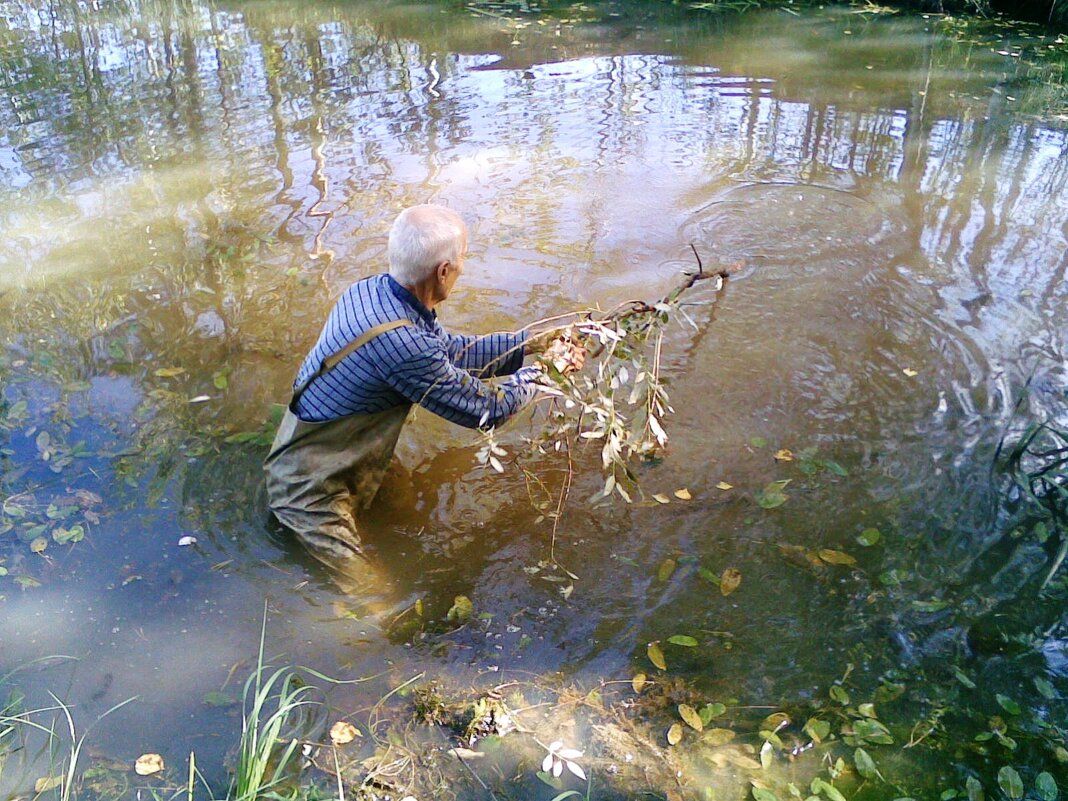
[264,204,580,570]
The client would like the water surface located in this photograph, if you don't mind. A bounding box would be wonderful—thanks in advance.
[1,1,1067,798]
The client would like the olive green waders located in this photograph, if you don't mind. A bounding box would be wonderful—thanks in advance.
[264,318,412,565]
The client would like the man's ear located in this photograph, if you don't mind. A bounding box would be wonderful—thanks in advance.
[435,260,451,283]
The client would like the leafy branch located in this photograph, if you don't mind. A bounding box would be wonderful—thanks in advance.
[477,248,743,503]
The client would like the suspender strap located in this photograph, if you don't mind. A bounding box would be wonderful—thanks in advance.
[290,318,412,409]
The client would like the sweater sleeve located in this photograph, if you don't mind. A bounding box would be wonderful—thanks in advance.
[375,329,538,429]
[443,331,528,378]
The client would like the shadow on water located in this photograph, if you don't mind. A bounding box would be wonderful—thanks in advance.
[1,0,1068,797]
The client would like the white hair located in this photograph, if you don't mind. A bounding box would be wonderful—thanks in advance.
[387,205,466,286]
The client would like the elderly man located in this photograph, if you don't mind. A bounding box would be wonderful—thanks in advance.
[265,204,574,567]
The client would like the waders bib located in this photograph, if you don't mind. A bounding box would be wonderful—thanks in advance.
[264,318,412,564]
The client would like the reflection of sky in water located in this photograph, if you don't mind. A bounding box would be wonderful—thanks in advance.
[0,0,1067,793]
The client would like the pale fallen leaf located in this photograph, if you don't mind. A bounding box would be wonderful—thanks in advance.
[774,449,794,462]
[902,368,918,377]
[154,367,185,378]
[702,727,736,745]
[720,568,742,596]
[716,481,734,491]
[330,721,359,746]
[818,549,857,566]
[679,704,704,732]
[30,537,47,554]
[667,722,683,745]
[35,776,63,793]
[632,673,647,693]
[647,642,667,671]
[449,747,485,759]
[674,488,692,500]
[652,494,670,504]
[177,536,197,547]
[135,753,165,776]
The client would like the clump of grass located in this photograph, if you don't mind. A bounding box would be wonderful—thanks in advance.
[230,606,319,801]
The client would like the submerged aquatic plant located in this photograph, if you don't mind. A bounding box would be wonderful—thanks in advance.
[1000,419,1068,587]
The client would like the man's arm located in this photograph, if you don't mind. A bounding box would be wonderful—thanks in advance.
[443,331,527,378]
[376,330,539,429]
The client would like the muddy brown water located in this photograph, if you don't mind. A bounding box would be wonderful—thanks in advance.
[1,0,1067,798]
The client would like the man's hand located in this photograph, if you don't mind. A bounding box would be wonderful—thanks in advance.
[539,332,586,375]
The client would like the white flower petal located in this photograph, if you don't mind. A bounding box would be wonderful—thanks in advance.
[566,761,587,781]
[552,758,563,778]
[558,749,582,760]
[548,741,563,753]
[542,753,554,773]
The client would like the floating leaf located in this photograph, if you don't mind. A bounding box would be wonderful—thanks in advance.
[856,528,882,546]
[201,692,237,708]
[811,779,847,801]
[698,567,720,585]
[1035,677,1056,699]
[823,460,849,477]
[657,558,676,582]
[15,576,41,589]
[330,721,359,745]
[679,704,704,732]
[30,537,47,554]
[753,788,780,801]
[154,367,186,378]
[774,449,794,461]
[854,747,877,779]
[666,722,682,745]
[829,685,850,705]
[652,493,670,504]
[998,766,1023,800]
[996,694,1021,715]
[647,642,667,671]
[700,703,727,724]
[720,568,742,596]
[857,703,877,719]
[703,727,735,745]
[853,717,894,745]
[1036,772,1058,801]
[213,372,229,390]
[53,525,85,545]
[716,481,734,490]
[966,776,984,801]
[46,504,77,520]
[632,673,647,694]
[762,712,790,731]
[756,480,790,509]
[818,549,856,566]
[667,635,698,647]
[135,754,165,776]
[750,436,768,448]
[446,595,473,623]
[35,776,63,793]
[674,488,692,500]
[804,718,830,743]
[953,667,976,689]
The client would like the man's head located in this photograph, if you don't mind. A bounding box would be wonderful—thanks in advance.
[388,205,467,305]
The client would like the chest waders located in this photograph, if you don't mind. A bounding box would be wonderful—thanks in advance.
[264,318,412,565]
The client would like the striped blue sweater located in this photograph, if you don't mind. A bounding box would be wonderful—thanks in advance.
[292,274,538,428]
